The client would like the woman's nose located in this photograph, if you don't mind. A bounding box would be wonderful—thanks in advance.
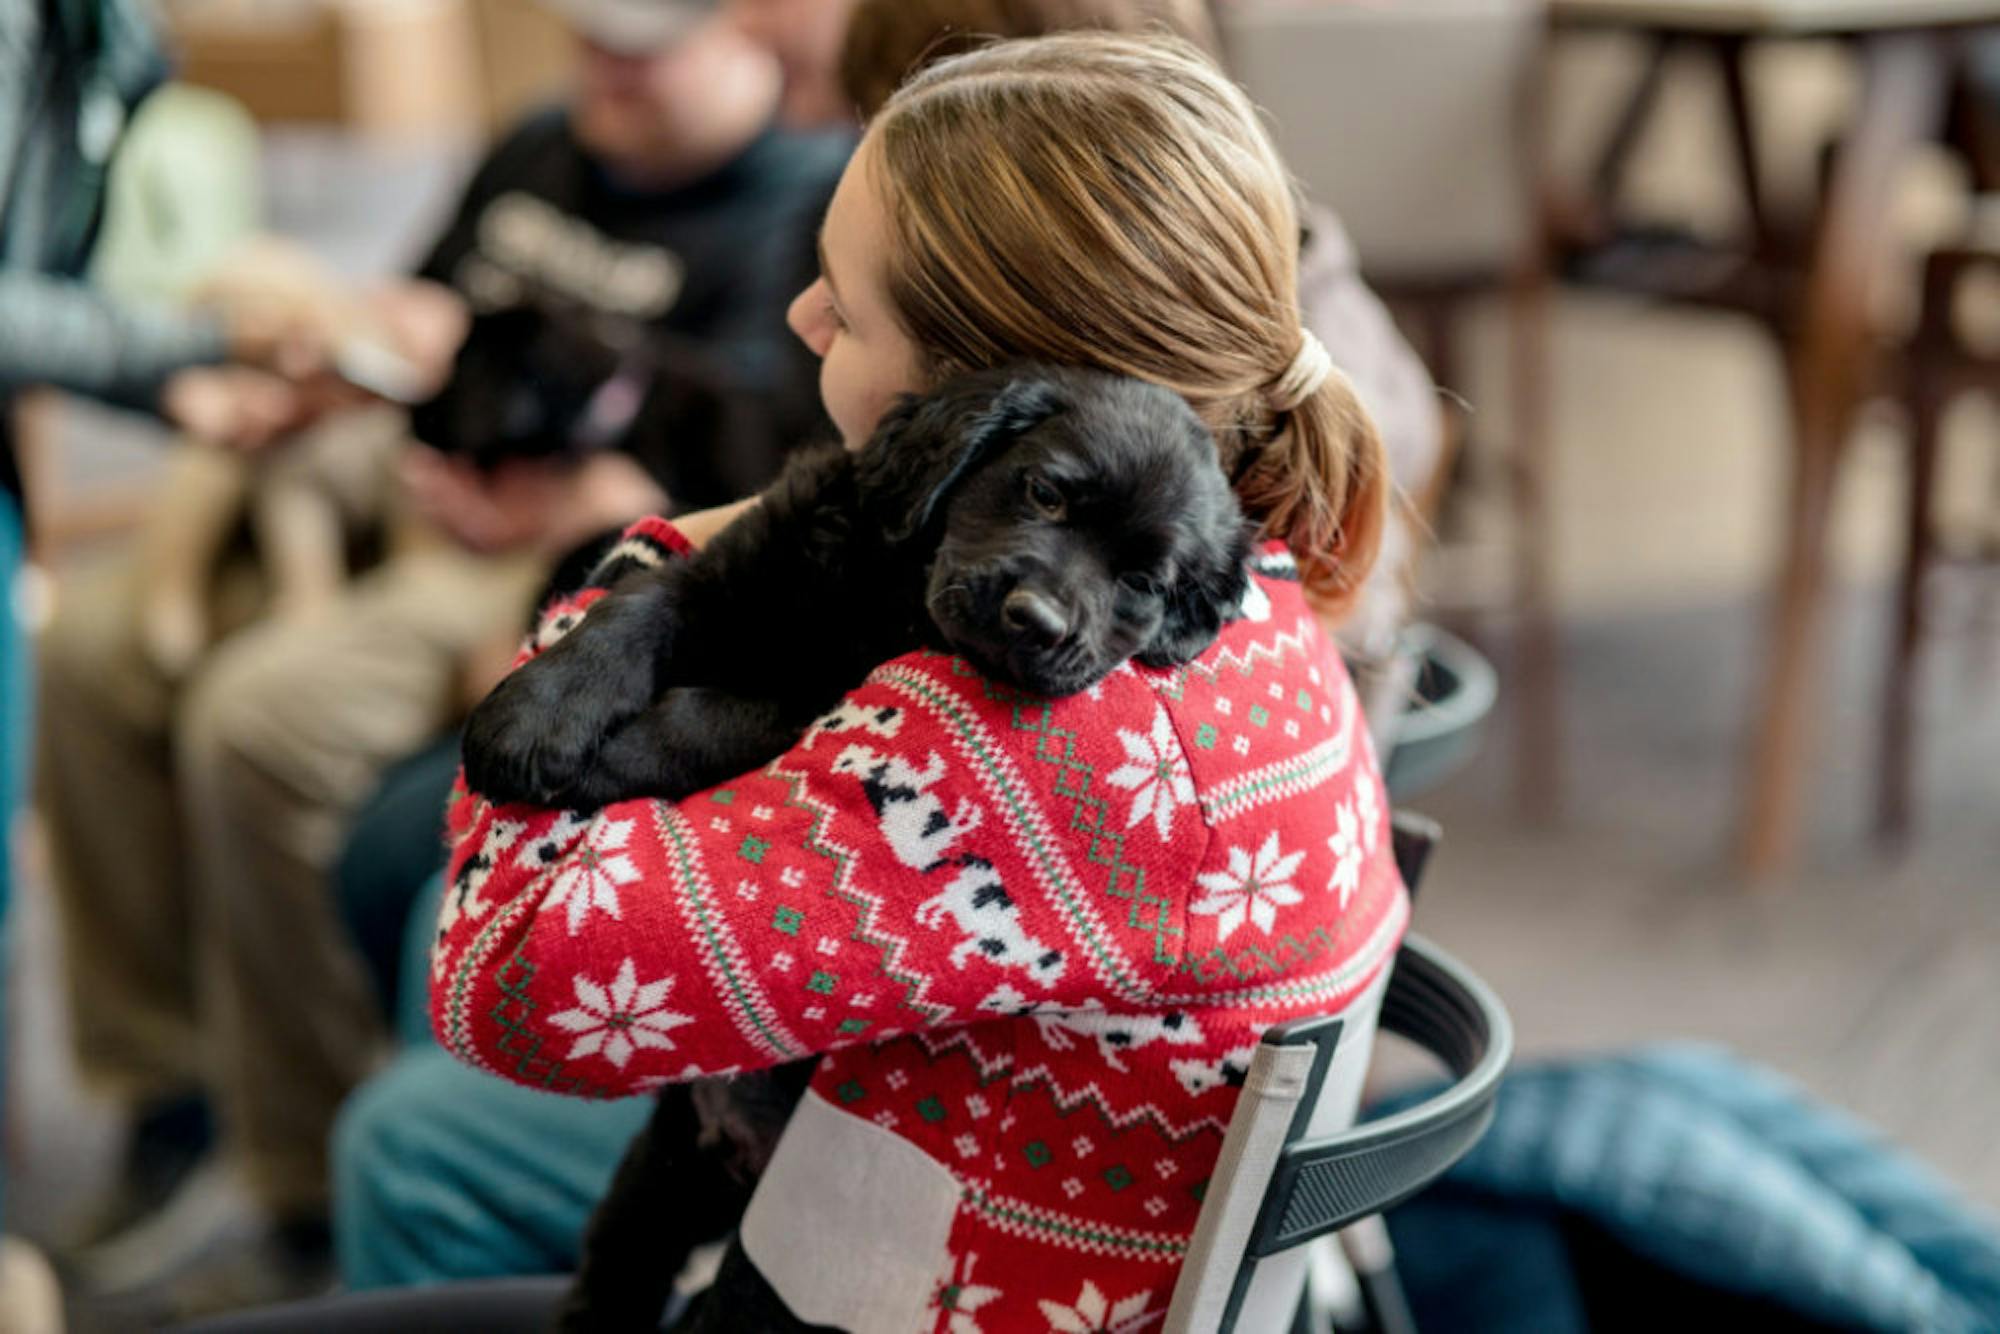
[787,281,831,356]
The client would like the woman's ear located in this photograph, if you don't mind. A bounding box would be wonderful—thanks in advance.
[856,369,1066,542]
[1139,506,1253,669]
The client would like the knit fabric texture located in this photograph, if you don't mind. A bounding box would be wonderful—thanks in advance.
[433,516,1409,1332]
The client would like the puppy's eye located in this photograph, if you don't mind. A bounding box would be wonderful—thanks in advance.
[1024,474,1066,521]
[1120,571,1162,598]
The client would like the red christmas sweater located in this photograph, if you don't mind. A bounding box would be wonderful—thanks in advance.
[434,517,1409,1333]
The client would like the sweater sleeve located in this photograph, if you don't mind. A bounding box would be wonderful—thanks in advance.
[432,519,1184,1097]
[0,274,227,408]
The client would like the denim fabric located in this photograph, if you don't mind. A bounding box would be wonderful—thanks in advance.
[331,867,648,1289]
[0,497,23,1224]
[1383,1046,2000,1334]
[331,1044,650,1291]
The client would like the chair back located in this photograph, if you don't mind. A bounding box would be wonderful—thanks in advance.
[1162,813,1506,1334]
[1383,625,1500,802]
[1164,934,1510,1334]
[1218,0,1547,282]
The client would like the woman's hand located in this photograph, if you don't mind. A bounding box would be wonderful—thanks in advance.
[666,497,759,549]
[362,280,470,400]
[160,366,316,453]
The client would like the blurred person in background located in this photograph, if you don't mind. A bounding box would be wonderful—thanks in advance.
[323,0,1434,1300]
[2,2,333,1327]
[32,0,844,1317]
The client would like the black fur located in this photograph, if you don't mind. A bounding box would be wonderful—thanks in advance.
[460,364,1249,1332]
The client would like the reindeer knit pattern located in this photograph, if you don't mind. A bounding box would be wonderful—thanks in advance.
[434,517,1409,1333]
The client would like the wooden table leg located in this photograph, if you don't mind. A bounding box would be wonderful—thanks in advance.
[1715,34,1776,259]
[1585,34,1678,233]
[1509,249,1561,822]
[1739,32,1948,876]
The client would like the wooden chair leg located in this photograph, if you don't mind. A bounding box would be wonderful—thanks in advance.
[1739,33,1947,876]
[1879,366,1942,843]
[1508,257,1561,823]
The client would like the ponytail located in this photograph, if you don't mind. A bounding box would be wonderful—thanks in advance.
[1235,367,1389,621]
[871,33,1392,618]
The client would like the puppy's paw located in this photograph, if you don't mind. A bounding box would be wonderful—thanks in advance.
[462,660,627,806]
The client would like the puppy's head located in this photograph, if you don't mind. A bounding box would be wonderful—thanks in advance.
[861,365,1250,697]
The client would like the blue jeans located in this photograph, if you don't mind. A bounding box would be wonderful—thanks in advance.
[330,873,649,1288]
[1,497,27,916]
[0,497,28,1224]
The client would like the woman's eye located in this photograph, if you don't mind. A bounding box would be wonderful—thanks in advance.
[1120,571,1161,598]
[1025,475,1066,520]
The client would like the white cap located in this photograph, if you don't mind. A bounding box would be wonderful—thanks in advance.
[539,0,715,54]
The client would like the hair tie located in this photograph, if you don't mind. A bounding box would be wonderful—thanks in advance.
[1266,330,1334,413]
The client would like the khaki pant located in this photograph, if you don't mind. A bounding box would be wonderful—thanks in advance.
[35,424,544,1218]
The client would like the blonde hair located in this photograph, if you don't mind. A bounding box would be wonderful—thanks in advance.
[868,32,1387,618]
[839,0,1219,118]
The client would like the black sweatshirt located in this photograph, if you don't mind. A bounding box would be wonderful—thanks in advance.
[410,109,853,511]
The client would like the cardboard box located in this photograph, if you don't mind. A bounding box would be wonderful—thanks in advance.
[166,0,485,138]
[468,0,574,131]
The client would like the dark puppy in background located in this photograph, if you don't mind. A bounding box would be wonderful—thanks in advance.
[461,364,1250,1332]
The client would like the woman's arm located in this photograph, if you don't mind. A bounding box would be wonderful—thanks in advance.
[665,497,757,550]
[432,518,1181,1096]
[0,274,228,409]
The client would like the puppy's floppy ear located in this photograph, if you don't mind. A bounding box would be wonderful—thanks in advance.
[856,371,1066,542]
[1139,502,1254,670]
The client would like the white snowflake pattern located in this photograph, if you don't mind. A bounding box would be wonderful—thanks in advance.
[1191,831,1306,942]
[1038,1279,1161,1333]
[1106,706,1196,841]
[546,959,692,1069]
[1327,799,1363,909]
[933,1252,1004,1334]
[541,817,640,934]
[1356,774,1381,855]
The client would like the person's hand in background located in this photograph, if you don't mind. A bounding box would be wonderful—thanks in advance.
[160,365,315,453]
[361,280,470,401]
[398,446,669,558]
[220,297,333,386]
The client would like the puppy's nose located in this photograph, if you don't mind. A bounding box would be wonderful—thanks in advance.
[1001,588,1069,649]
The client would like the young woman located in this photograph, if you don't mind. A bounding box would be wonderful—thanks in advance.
[428,33,1409,1330]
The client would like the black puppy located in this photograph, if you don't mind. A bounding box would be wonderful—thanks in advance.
[464,362,1249,810]
[460,364,1249,1332]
